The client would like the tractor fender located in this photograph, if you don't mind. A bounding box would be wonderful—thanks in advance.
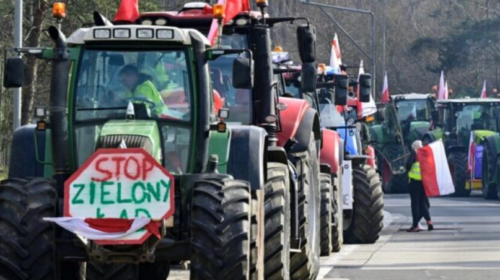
[320,129,341,175]
[423,128,443,144]
[277,97,321,153]
[227,125,267,191]
[9,125,52,179]
[483,134,500,157]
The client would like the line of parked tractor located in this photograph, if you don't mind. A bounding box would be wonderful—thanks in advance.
[1,1,494,280]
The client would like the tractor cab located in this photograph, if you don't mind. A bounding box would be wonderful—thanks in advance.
[425,98,500,197]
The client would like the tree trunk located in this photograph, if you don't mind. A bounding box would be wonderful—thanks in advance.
[21,0,47,125]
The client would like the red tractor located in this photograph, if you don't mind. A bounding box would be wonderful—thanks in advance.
[146,1,325,279]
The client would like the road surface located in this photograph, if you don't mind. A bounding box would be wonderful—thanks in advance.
[170,192,500,279]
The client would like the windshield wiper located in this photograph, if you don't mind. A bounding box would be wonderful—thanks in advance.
[76,107,127,111]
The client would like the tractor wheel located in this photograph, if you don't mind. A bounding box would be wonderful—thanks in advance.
[86,263,138,280]
[389,173,409,194]
[448,151,470,197]
[344,165,384,244]
[331,175,343,253]
[320,173,333,256]
[290,135,321,280]
[190,177,252,280]
[264,162,291,280]
[0,178,59,279]
[482,141,498,200]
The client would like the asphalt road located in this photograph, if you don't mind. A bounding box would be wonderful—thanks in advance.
[170,192,500,279]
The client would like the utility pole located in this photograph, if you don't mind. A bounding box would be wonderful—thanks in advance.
[382,0,386,84]
[13,0,23,131]
[301,0,377,100]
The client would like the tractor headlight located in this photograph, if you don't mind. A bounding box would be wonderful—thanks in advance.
[155,18,167,26]
[137,29,154,39]
[157,29,174,39]
[113,28,131,38]
[236,18,249,26]
[142,19,153,25]
[94,29,111,39]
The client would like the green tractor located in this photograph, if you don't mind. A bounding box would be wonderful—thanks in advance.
[369,102,409,193]
[1,10,272,280]
[424,98,500,197]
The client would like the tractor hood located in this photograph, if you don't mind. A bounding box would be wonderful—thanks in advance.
[97,120,162,162]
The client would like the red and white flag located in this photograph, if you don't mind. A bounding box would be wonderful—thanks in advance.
[467,132,475,172]
[444,80,449,100]
[417,140,455,197]
[480,80,487,98]
[44,217,160,241]
[438,71,446,100]
[329,34,342,74]
[381,71,390,104]
[208,0,250,45]
[357,60,377,117]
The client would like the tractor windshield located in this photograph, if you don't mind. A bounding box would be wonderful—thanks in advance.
[396,99,429,122]
[75,49,192,121]
[456,104,496,133]
[209,33,252,124]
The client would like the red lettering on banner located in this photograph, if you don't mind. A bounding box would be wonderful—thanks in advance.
[92,157,112,182]
[111,156,127,180]
[124,157,141,180]
[142,157,154,180]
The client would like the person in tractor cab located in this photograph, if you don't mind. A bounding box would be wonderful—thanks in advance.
[406,140,433,232]
[119,64,169,117]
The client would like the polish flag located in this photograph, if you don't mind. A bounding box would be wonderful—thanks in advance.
[381,71,390,104]
[208,0,250,45]
[444,80,449,100]
[357,60,377,118]
[438,71,446,100]
[417,140,455,197]
[467,132,475,172]
[44,217,161,241]
[329,35,341,74]
[480,80,487,98]
[332,33,342,65]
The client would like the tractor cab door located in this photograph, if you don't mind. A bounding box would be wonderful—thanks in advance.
[377,104,408,173]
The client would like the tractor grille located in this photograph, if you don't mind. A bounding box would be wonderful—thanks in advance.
[98,135,153,154]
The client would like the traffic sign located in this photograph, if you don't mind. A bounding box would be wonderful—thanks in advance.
[64,148,175,244]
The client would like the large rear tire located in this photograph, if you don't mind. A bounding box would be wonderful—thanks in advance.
[344,165,384,244]
[190,177,252,280]
[482,141,498,200]
[448,151,470,197]
[264,162,291,280]
[0,178,59,279]
[290,135,321,280]
[331,175,343,253]
[320,173,333,256]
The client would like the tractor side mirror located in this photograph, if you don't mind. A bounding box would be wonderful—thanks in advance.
[334,74,348,106]
[206,49,254,90]
[3,57,25,88]
[359,74,372,103]
[232,57,254,89]
[300,61,317,92]
[296,25,316,63]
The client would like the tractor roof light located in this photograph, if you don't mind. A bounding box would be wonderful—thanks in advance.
[137,29,154,39]
[235,17,249,26]
[213,4,225,20]
[141,19,153,25]
[155,18,168,26]
[94,29,111,39]
[274,46,283,52]
[53,2,67,19]
[113,28,131,38]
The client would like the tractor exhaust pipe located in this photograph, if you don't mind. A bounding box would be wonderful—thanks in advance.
[48,26,70,180]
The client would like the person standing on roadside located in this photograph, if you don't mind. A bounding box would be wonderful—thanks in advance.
[406,140,434,232]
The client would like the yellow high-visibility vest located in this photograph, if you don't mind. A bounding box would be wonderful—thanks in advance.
[408,162,422,181]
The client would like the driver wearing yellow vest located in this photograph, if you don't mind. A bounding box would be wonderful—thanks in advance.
[406,140,433,232]
[119,64,166,116]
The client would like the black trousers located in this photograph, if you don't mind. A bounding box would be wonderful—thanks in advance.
[409,179,431,227]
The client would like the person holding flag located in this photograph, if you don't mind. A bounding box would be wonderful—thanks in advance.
[406,140,434,232]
